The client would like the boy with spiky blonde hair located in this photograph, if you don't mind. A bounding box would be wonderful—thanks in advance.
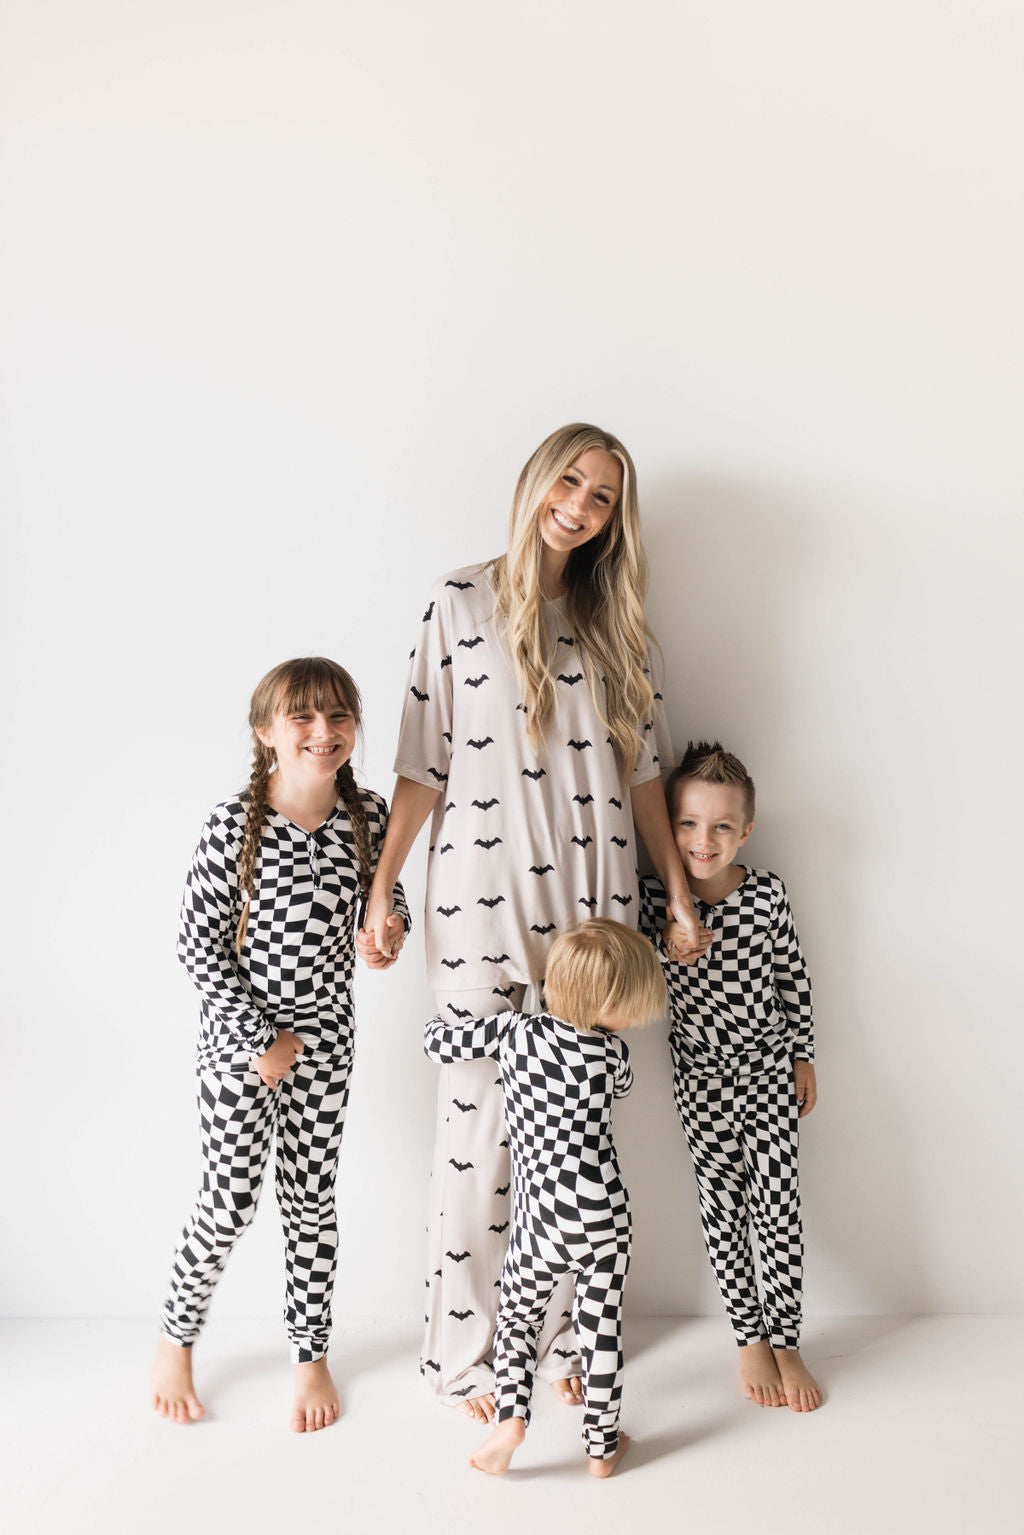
[640,741,823,1413]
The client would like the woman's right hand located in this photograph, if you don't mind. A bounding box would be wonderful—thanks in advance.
[253,1029,304,1090]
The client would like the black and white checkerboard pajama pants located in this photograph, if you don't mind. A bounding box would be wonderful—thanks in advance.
[672,1052,803,1349]
[423,985,581,1404]
[495,1233,630,1458]
[161,1045,353,1364]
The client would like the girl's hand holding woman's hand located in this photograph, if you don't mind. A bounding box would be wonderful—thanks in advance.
[356,914,405,970]
[254,1029,304,1090]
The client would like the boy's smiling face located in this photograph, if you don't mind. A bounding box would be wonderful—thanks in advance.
[671,778,754,890]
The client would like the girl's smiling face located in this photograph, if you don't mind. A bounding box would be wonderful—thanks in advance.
[257,693,356,785]
[538,447,622,558]
[671,778,754,887]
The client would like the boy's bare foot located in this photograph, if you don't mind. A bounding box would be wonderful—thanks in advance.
[552,1375,583,1405]
[588,1431,630,1478]
[468,1416,525,1474]
[459,1391,496,1423]
[290,1358,340,1432]
[151,1335,205,1424]
[772,1348,823,1412]
[739,1340,787,1407]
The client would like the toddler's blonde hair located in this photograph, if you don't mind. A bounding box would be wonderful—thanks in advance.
[544,919,666,1032]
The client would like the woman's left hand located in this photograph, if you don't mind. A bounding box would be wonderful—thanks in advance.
[356,914,405,970]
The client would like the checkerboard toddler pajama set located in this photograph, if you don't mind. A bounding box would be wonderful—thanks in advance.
[396,563,672,1404]
[425,1009,634,1459]
[639,870,814,1350]
[161,789,408,1364]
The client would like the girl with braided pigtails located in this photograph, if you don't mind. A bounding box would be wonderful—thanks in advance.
[151,658,408,1432]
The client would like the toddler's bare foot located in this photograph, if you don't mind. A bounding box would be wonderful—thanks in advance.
[739,1340,787,1406]
[459,1391,496,1424]
[290,1358,340,1432]
[552,1375,583,1406]
[589,1431,630,1478]
[469,1416,525,1474]
[151,1335,205,1424]
[772,1348,823,1412]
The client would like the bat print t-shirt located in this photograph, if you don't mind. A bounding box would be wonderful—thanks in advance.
[394,562,672,990]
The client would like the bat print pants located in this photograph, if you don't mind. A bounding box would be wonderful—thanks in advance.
[672,1053,803,1349]
[161,1046,353,1364]
[422,985,581,1404]
[496,1234,631,1458]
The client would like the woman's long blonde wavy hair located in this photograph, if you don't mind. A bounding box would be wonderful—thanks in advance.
[490,422,655,781]
[234,658,371,955]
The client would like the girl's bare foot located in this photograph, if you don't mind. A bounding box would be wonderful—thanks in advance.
[290,1358,340,1432]
[459,1391,496,1424]
[552,1375,583,1405]
[151,1335,205,1424]
[772,1348,823,1412]
[739,1340,787,1407]
[469,1416,525,1474]
[588,1431,630,1478]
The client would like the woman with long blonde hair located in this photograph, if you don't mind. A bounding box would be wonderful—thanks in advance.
[361,423,704,1421]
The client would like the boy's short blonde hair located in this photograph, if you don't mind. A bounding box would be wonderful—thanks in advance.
[544,919,667,1032]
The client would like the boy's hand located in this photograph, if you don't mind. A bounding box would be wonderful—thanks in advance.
[794,1059,817,1117]
[254,1029,304,1090]
[356,915,404,970]
[663,919,713,964]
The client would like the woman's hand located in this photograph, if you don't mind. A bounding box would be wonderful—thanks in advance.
[253,1029,304,1090]
[666,890,708,957]
[662,917,713,964]
[363,885,402,960]
[356,915,405,969]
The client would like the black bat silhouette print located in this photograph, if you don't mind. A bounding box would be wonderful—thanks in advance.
[450,1385,475,1397]
[474,837,502,850]
[611,836,627,847]
[489,1222,509,1234]
[495,1183,510,1196]
[530,863,554,875]
[578,896,598,909]
[445,798,455,809]
[568,739,592,751]
[556,635,575,645]
[611,893,633,905]
[573,793,594,805]
[439,843,454,855]
[410,686,429,701]
[436,904,462,917]
[477,896,505,908]
[472,797,499,811]
[449,1159,474,1171]
[609,797,622,809]
[464,675,489,688]
[441,957,466,970]
[553,1348,576,1360]
[446,579,474,589]
[557,672,584,685]
[571,835,593,848]
[446,1250,471,1261]
[423,1359,441,1372]
[466,736,494,749]
[492,985,515,998]
[521,767,546,780]
[452,1101,477,1113]
[482,952,511,963]
[448,1004,472,1019]
[440,654,452,667]
[422,602,435,622]
[448,1309,474,1320]
[458,635,485,648]
[530,922,556,934]
[442,732,452,743]
[427,767,448,782]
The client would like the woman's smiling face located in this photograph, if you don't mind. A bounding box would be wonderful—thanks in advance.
[538,446,622,558]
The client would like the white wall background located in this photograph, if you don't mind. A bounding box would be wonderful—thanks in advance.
[1,1,1020,1326]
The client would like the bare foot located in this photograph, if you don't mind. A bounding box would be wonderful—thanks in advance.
[469,1416,525,1474]
[552,1375,583,1406]
[772,1348,823,1413]
[588,1431,630,1478]
[151,1335,205,1424]
[739,1340,787,1407]
[459,1391,496,1424]
[290,1358,340,1432]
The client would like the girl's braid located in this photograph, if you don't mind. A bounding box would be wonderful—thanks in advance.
[234,740,273,955]
[336,759,372,895]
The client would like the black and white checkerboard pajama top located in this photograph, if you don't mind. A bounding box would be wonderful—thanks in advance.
[425,1009,633,1459]
[162,788,408,1365]
[640,870,814,1349]
[397,562,672,1403]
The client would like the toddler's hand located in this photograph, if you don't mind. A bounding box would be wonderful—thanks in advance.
[794,1059,817,1118]
[254,1029,304,1090]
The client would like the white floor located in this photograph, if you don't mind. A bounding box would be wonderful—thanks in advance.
[2,1316,1019,1535]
